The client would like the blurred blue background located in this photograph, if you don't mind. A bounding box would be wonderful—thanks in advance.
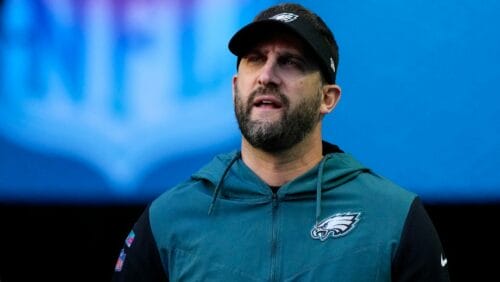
[1,0,499,204]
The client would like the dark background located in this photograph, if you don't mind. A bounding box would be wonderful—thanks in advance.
[1,202,499,281]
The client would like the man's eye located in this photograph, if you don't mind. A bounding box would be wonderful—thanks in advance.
[285,59,298,66]
[245,53,263,63]
[279,57,303,69]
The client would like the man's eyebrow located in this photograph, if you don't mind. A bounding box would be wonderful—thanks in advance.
[280,50,319,67]
[281,51,306,60]
[242,46,265,57]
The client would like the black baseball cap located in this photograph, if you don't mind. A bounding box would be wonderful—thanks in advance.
[228,4,339,84]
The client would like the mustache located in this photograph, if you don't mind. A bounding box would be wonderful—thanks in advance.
[247,86,290,108]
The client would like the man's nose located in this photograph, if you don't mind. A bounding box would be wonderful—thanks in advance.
[257,59,281,86]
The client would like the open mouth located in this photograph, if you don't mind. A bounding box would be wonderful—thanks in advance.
[253,96,283,109]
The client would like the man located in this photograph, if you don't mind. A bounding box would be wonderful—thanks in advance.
[113,3,450,281]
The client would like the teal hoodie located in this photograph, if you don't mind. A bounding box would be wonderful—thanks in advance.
[113,143,450,281]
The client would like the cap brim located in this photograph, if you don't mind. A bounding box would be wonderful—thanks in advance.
[229,20,304,56]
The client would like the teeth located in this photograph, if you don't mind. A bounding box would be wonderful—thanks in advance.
[255,99,280,108]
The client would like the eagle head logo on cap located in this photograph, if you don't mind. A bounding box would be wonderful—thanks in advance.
[269,12,299,23]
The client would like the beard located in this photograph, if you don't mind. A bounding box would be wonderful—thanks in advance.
[234,85,322,153]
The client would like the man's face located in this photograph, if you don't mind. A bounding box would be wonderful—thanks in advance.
[233,33,324,152]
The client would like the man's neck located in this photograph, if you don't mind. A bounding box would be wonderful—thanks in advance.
[240,131,324,187]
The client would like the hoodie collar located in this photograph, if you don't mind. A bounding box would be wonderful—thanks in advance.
[192,141,369,217]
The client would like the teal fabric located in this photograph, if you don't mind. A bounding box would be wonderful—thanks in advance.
[149,150,416,281]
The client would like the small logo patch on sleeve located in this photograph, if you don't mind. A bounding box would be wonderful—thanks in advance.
[441,253,448,267]
[114,249,126,272]
[125,230,135,248]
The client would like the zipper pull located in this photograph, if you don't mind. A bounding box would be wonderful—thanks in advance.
[272,192,278,207]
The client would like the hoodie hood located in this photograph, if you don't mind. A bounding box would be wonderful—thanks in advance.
[192,142,370,220]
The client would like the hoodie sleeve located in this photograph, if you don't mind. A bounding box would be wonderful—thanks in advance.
[112,207,168,282]
[391,197,450,282]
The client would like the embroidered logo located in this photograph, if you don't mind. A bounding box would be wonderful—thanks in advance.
[311,212,361,241]
[125,230,135,248]
[270,12,299,23]
[330,57,336,73]
[114,249,127,272]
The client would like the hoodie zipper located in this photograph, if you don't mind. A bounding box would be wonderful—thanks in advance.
[270,192,279,282]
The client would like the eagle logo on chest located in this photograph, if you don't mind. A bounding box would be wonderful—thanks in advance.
[311,212,361,241]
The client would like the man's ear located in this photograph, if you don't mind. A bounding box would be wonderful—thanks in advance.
[320,84,341,115]
[232,75,238,100]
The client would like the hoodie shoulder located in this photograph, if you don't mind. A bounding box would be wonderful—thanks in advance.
[191,150,241,183]
[149,150,240,216]
[325,151,418,209]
